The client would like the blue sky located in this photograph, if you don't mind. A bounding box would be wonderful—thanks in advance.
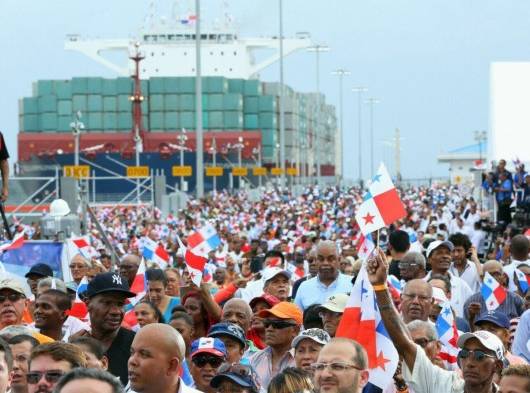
[1,0,530,181]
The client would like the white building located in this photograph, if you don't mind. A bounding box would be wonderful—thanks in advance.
[437,142,486,185]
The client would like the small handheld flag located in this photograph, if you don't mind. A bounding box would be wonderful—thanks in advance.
[481,271,507,311]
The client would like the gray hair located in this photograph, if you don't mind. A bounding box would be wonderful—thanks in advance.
[317,240,340,256]
[52,367,125,393]
[402,251,426,269]
[0,325,34,341]
[37,277,67,294]
[407,320,438,341]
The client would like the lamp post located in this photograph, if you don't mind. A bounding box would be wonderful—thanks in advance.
[365,98,380,178]
[195,0,204,197]
[208,137,217,194]
[352,87,368,185]
[70,111,86,234]
[307,44,330,186]
[278,0,286,188]
[331,69,351,185]
[177,130,188,192]
[474,130,487,210]
[252,146,262,188]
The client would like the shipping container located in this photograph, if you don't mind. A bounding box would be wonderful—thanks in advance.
[118,113,133,130]
[258,96,276,112]
[38,95,57,113]
[228,79,245,94]
[205,77,228,94]
[54,81,72,99]
[58,116,72,132]
[243,97,258,114]
[87,78,103,94]
[164,95,179,111]
[224,111,243,129]
[21,97,39,114]
[164,112,179,130]
[208,112,224,129]
[116,77,133,94]
[103,97,117,112]
[150,112,164,130]
[72,95,87,112]
[208,94,224,111]
[243,80,262,96]
[41,113,58,131]
[102,79,118,96]
[178,77,195,94]
[57,100,73,116]
[244,114,258,129]
[117,95,132,112]
[103,113,117,130]
[223,94,243,111]
[88,113,103,130]
[71,77,89,94]
[164,77,179,94]
[88,95,103,112]
[259,113,277,129]
[34,80,54,96]
[150,77,165,94]
[22,115,40,131]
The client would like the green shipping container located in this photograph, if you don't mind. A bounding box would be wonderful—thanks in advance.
[38,95,57,113]
[259,113,277,129]
[116,77,133,94]
[22,115,40,131]
[224,111,243,129]
[57,116,72,132]
[208,112,224,129]
[88,113,103,130]
[164,78,179,94]
[117,95,131,112]
[57,100,73,116]
[41,113,58,131]
[149,112,164,130]
[87,78,103,94]
[150,78,165,94]
[178,77,195,94]
[150,95,164,111]
[164,112,179,130]
[243,80,262,96]
[180,112,195,129]
[223,94,243,111]
[71,77,89,94]
[22,97,39,114]
[179,95,195,111]
[243,97,258,114]
[259,96,276,112]
[228,79,245,94]
[164,95,179,111]
[103,113,117,130]
[88,95,103,112]
[102,79,118,95]
[261,129,277,146]
[244,114,258,129]
[72,95,87,112]
[205,77,228,94]
[262,145,275,160]
[54,81,72,99]
[118,113,132,130]
[34,80,54,96]
[103,97,117,111]
[208,94,224,111]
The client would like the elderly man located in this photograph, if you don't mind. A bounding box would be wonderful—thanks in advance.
[424,240,473,317]
[367,248,506,393]
[68,254,91,287]
[118,254,141,287]
[294,240,353,311]
[316,293,349,337]
[398,251,427,282]
[313,337,369,393]
[27,342,87,393]
[407,320,443,368]
[401,279,433,324]
[0,278,28,330]
[250,302,302,388]
[128,323,201,393]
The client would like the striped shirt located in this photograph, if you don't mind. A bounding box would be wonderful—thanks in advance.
[463,291,524,321]
[249,347,295,389]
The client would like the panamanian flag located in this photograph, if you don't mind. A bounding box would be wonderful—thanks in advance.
[356,233,375,261]
[176,235,208,287]
[0,231,25,253]
[68,276,89,321]
[355,163,406,235]
[435,301,459,369]
[481,271,507,311]
[335,268,399,389]
[187,225,222,257]
[142,237,170,269]
[515,269,530,294]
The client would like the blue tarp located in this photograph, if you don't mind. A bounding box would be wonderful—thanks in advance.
[0,241,64,279]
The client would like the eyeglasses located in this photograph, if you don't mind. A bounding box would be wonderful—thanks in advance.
[192,355,224,369]
[414,338,436,348]
[402,293,432,302]
[311,362,363,372]
[457,349,497,362]
[263,319,298,329]
[26,370,65,384]
[0,293,25,303]
[399,262,418,268]
[318,310,342,319]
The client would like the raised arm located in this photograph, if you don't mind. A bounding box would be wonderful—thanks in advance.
[367,248,418,371]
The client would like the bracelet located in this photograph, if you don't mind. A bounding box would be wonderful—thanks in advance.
[372,283,388,292]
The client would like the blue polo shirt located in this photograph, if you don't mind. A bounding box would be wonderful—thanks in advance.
[294,273,353,311]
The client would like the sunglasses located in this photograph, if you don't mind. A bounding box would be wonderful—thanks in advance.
[0,293,25,303]
[192,355,224,369]
[263,319,298,329]
[26,371,64,384]
[457,349,496,362]
[413,338,435,348]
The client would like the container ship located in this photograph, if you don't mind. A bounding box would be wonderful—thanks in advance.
[16,5,338,199]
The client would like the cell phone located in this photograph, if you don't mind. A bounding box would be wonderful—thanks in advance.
[250,256,264,274]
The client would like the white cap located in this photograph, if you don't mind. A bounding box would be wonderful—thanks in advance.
[316,293,349,313]
[262,267,291,283]
[457,330,505,362]
[432,287,449,304]
[292,328,331,349]
[426,240,454,258]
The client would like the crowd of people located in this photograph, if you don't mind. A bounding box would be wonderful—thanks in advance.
[0,159,528,392]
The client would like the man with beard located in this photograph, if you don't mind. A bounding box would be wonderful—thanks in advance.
[127,324,201,393]
[8,335,39,393]
[0,278,28,331]
[313,337,369,393]
[27,342,87,393]
[294,241,353,311]
[189,337,227,393]
[76,272,136,385]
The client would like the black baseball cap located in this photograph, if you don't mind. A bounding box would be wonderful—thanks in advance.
[86,272,136,298]
[25,263,53,278]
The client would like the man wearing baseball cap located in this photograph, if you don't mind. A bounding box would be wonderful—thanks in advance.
[78,272,136,386]
[425,240,473,318]
[210,363,260,393]
[0,278,29,330]
[315,293,348,337]
[207,322,246,364]
[189,337,227,393]
[250,301,302,388]
[25,263,53,298]
[260,267,291,302]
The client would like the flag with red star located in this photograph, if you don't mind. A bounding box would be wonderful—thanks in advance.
[481,271,507,311]
[435,301,460,370]
[356,233,375,261]
[176,235,208,287]
[335,268,399,389]
[355,163,406,235]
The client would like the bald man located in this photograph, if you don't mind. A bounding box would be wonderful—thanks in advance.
[294,241,353,310]
[127,324,201,393]
[401,279,433,324]
[314,338,369,393]
[464,260,524,323]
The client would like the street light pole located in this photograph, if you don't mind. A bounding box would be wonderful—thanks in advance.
[352,87,368,185]
[474,130,487,210]
[210,137,217,194]
[331,69,351,185]
[178,130,188,192]
[307,44,330,186]
[365,98,380,178]
[278,0,286,188]
[195,0,204,197]
[70,111,85,233]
